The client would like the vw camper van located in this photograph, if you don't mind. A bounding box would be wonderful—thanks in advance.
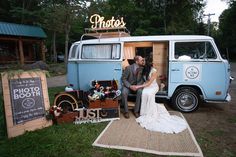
[67,34,232,112]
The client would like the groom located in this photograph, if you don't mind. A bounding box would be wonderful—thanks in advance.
[121,55,145,119]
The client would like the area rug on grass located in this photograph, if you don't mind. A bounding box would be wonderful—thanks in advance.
[93,111,203,157]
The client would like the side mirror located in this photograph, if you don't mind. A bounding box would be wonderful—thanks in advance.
[221,54,227,59]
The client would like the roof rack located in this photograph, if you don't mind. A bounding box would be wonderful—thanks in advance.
[80,27,130,42]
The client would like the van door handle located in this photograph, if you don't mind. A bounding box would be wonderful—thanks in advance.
[114,68,121,71]
[171,68,180,71]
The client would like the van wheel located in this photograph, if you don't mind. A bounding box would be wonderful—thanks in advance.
[171,87,200,112]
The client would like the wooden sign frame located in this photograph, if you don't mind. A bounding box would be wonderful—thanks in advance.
[1,71,52,138]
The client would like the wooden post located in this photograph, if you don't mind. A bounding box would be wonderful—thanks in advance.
[18,39,24,65]
[41,41,46,62]
[15,41,19,64]
[28,43,33,61]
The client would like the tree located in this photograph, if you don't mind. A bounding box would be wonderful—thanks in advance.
[9,0,42,24]
[0,1,11,22]
[38,0,87,64]
[218,1,236,59]
[0,0,207,64]
[39,0,65,62]
[59,0,87,64]
[164,0,205,34]
[89,0,205,35]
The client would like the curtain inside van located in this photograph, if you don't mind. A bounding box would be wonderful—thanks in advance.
[82,44,120,59]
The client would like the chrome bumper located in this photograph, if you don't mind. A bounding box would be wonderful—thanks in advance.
[230,76,234,83]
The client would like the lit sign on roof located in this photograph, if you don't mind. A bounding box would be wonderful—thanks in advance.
[90,14,126,29]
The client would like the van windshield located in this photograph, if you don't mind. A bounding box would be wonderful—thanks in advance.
[82,44,121,60]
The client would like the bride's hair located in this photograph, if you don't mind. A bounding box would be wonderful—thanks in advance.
[142,62,153,80]
[143,53,153,80]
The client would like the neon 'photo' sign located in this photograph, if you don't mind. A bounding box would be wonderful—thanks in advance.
[90,14,126,29]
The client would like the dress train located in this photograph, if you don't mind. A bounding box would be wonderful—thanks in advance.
[136,68,187,133]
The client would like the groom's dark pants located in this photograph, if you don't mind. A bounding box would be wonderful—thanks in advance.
[121,87,143,113]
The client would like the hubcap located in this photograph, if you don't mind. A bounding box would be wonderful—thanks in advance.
[177,92,197,110]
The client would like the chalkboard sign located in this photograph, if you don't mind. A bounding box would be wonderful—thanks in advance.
[1,71,52,138]
[9,77,45,125]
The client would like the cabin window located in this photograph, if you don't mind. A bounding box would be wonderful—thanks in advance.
[175,41,217,60]
[82,44,121,60]
[0,41,16,60]
[69,44,79,59]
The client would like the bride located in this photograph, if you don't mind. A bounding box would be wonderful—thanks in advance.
[134,62,187,134]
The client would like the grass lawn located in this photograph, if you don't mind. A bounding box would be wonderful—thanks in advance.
[0,87,156,157]
[1,87,235,157]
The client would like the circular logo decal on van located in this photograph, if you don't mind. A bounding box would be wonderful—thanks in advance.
[185,66,199,79]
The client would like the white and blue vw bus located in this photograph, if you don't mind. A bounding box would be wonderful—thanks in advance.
[67,34,232,112]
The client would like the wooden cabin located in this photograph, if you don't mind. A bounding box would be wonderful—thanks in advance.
[0,22,47,65]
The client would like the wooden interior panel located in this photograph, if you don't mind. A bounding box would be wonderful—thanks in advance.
[123,42,153,69]
[122,41,169,91]
[153,42,168,86]
[124,42,153,47]
[123,46,135,59]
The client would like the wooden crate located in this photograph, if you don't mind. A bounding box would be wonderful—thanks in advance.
[55,112,78,124]
[89,99,119,109]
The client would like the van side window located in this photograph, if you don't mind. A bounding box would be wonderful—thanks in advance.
[69,45,78,59]
[82,44,120,59]
[175,41,217,60]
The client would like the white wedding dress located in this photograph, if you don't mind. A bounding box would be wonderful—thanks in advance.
[136,68,187,133]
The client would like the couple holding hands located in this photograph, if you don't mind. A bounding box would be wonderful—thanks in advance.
[121,55,187,134]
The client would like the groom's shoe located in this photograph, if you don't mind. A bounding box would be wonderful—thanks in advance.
[134,112,140,118]
[124,112,130,119]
